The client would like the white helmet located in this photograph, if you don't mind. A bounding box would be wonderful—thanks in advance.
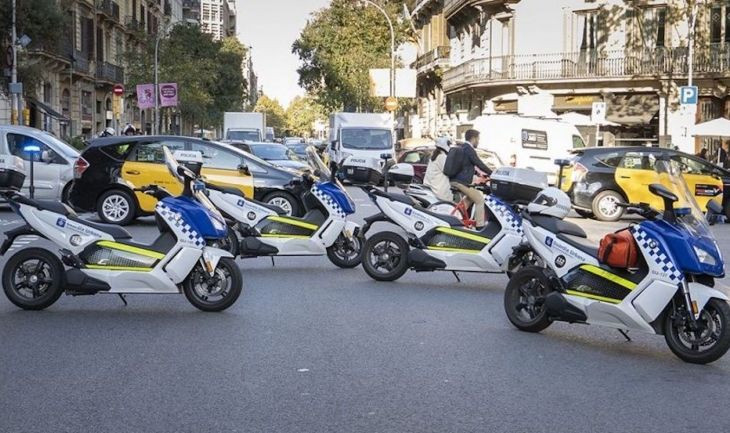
[435,137,451,153]
[527,187,572,219]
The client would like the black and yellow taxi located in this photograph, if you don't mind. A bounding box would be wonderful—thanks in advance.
[559,146,727,221]
[70,136,309,225]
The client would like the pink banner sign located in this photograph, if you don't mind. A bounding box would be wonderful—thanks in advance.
[136,84,155,109]
[159,83,178,107]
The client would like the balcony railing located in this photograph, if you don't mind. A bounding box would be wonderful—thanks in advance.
[444,0,518,18]
[72,53,91,75]
[96,0,120,22]
[96,61,124,83]
[443,45,730,92]
[414,46,450,72]
[125,16,142,32]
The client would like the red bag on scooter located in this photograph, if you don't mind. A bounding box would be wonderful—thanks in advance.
[598,229,639,269]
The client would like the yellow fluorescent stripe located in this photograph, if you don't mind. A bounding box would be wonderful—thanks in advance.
[428,246,481,254]
[85,265,153,272]
[260,234,311,239]
[97,241,165,260]
[268,216,318,231]
[566,290,622,304]
[580,265,637,290]
[436,227,490,244]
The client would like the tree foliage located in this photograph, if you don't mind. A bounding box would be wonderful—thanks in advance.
[292,0,408,113]
[285,95,324,137]
[125,23,247,130]
[254,94,287,133]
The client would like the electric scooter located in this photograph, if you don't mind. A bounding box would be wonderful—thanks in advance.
[505,156,730,364]
[358,155,545,282]
[178,147,362,268]
[0,147,242,312]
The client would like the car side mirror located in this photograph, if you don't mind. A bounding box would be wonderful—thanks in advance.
[707,199,724,215]
[238,163,251,176]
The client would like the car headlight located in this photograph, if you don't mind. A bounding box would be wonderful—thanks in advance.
[694,245,717,266]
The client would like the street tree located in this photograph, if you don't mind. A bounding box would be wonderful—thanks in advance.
[286,95,324,137]
[292,0,408,113]
[254,95,287,133]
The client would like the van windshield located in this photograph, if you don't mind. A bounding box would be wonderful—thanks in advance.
[341,128,392,150]
[227,130,260,142]
[572,135,586,148]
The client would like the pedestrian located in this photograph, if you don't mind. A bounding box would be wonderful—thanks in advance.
[448,129,493,230]
[423,137,453,202]
[122,123,136,136]
[696,147,708,160]
[717,141,730,169]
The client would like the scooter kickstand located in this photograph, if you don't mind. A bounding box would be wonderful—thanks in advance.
[270,257,275,267]
[452,271,461,283]
[118,294,128,306]
[618,329,631,342]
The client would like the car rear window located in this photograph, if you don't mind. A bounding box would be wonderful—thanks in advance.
[594,151,623,168]
[100,143,133,161]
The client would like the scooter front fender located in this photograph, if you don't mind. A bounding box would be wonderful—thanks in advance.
[343,221,360,239]
[202,246,234,275]
[689,282,730,317]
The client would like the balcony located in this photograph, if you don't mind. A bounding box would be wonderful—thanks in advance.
[444,0,520,20]
[96,0,120,22]
[96,61,124,83]
[442,45,730,93]
[414,46,450,74]
[72,53,91,75]
[125,16,142,32]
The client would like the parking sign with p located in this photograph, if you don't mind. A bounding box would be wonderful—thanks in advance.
[680,86,698,105]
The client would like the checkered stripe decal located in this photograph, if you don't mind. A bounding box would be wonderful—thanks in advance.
[312,186,346,218]
[157,203,205,247]
[631,226,683,282]
[486,196,522,234]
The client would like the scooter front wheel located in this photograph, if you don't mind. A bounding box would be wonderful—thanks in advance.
[182,258,242,312]
[362,231,409,282]
[504,266,552,333]
[664,298,730,364]
[326,233,363,268]
[2,248,64,311]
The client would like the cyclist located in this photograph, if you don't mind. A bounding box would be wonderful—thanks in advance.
[449,129,492,229]
[423,137,453,202]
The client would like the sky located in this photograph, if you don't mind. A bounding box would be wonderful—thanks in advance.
[235,0,331,108]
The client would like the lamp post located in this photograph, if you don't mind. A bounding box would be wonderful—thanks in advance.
[23,143,41,199]
[356,0,396,104]
[154,20,171,135]
[10,0,18,125]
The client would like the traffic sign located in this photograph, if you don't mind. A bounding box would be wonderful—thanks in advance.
[112,84,125,96]
[384,96,398,112]
[680,86,698,105]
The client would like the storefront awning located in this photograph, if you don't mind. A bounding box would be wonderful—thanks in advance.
[605,94,659,125]
[28,98,69,122]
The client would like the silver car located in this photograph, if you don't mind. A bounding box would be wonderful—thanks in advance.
[0,125,80,201]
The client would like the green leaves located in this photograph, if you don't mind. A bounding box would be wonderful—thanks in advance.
[254,95,287,133]
[286,95,324,137]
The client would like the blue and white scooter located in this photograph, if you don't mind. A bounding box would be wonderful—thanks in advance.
[0,147,242,312]
[505,155,730,364]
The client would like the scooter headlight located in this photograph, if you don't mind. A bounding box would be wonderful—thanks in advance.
[694,245,717,266]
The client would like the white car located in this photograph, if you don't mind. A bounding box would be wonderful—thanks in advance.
[0,125,80,201]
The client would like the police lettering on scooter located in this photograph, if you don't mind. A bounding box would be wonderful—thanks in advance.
[0,147,243,312]
[505,156,730,364]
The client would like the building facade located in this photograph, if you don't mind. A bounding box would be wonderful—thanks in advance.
[411,0,730,154]
[1,0,182,138]
[200,0,236,40]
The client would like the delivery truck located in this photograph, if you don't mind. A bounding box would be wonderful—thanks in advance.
[223,112,266,142]
[328,112,394,184]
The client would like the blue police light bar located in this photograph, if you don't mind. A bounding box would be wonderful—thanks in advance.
[23,144,42,153]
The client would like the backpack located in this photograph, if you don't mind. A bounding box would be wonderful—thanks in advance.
[443,145,465,178]
[598,229,639,269]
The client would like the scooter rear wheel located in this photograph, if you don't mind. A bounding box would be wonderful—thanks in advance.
[182,258,242,312]
[326,233,362,268]
[664,298,730,364]
[362,231,409,282]
[504,266,552,333]
[2,248,64,311]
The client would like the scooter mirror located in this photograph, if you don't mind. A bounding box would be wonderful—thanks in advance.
[380,153,392,160]
[707,199,724,216]
[554,159,571,167]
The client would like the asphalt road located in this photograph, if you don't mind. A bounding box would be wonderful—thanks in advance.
[1,187,730,433]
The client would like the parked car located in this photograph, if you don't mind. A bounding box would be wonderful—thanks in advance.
[284,142,309,159]
[0,125,80,202]
[397,145,504,184]
[231,142,310,171]
[284,137,305,145]
[69,136,309,225]
[558,146,726,221]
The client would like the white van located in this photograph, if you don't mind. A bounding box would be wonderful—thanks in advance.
[471,114,585,184]
[329,112,394,184]
[0,125,80,201]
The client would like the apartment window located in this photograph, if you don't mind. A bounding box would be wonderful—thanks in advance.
[81,91,92,121]
[43,83,52,104]
[712,6,722,43]
[574,11,600,51]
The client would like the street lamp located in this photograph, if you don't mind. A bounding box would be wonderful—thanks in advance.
[355,0,396,102]
[23,142,41,199]
[154,20,172,135]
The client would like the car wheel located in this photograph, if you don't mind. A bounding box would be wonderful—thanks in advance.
[591,190,625,222]
[97,189,137,225]
[264,191,299,216]
[61,181,73,205]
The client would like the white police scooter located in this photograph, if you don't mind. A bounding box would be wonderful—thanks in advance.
[175,147,362,268]
[0,147,242,312]
[505,156,730,364]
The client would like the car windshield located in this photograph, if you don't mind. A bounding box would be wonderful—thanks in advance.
[287,144,308,155]
[341,128,392,150]
[226,130,260,142]
[250,144,301,162]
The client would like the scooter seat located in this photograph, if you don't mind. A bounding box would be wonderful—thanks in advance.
[415,206,464,227]
[530,215,587,238]
[256,201,287,215]
[557,233,599,258]
[70,216,132,239]
[371,189,415,206]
